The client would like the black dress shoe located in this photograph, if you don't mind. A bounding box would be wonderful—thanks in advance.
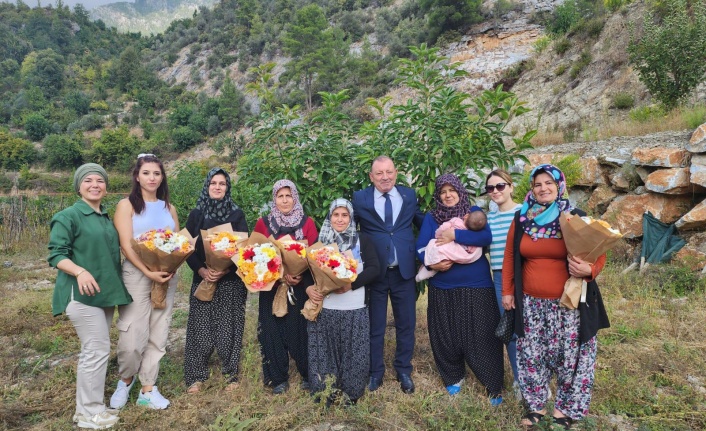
[368,376,383,391]
[272,381,289,394]
[397,374,415,394]
[300,380,310,391]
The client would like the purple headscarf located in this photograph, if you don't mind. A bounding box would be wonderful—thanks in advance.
[431,173,472,224]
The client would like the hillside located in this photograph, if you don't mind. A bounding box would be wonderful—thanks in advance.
[90,0,218,34]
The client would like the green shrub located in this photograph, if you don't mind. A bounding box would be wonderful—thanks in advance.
[576,16,606,38]
[612,92,635,110]
[554,38,571,55]
[569,50,592,79]
[24,113,51,141]
[43,134,84,170]
[171,126,202,152]
[555,64,568,76]
[628,0,706,109]
[0,131,37,170]
[604,0,632,11]
[682,105,706,129]
[0,172,13,193]
[533,36,551,53]
[169,160,210,222]
[88,127,141,172]
[89,101,109,112]
[548,0,581,35]
[629,104,665,122]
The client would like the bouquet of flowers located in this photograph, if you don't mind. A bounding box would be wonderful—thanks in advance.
[301,242,358,321]
[131,228,197,309]
[559,213,623,309]
[231,231,283,293]
[269,234,310,317]
[194,224,248,301]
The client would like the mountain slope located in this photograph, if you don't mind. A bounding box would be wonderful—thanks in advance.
[90,0,217,34]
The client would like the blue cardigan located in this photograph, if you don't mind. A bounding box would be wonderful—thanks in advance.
[415,210,493,289]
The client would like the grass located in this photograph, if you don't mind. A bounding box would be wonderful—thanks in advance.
[533,104,706,145]
[1,237,706,430]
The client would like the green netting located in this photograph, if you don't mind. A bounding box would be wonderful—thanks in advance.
[641,211,686,264]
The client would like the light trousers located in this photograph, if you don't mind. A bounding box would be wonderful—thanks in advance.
[116,260,177,386]
[66,300,114,417]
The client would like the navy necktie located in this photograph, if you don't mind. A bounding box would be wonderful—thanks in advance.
[383,192,393,230]
[383,193,395,265]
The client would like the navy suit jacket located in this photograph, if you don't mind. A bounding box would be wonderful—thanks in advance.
[352,185,425,281]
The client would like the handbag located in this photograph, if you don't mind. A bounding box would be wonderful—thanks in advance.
[495,309,515,344]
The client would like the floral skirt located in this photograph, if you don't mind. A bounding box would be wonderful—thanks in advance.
[517,295,597,419]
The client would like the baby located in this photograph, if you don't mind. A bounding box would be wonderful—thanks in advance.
[416,211,487,282]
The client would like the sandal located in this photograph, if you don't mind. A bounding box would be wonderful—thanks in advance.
[552,416,574,430]
[521,411,545,428]
[187,381,203,394]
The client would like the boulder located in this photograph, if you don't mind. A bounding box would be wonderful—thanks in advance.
[610,166,642,190]
[675,198,706,231]
[527,154,554,169]
[689,154,706,187]
[644,168,692,194]
[575,156,605,186]
[587,186,618,214]
[673,247,706,271]
[602,193,691,238]
[569,188,591,208]
[635,166,651,182]
[631,147,690,168]
[600,147,633,165]
[687,123,706,153]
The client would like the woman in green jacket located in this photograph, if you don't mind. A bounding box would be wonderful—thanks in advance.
[48,163,132,430]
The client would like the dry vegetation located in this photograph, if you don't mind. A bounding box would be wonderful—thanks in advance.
[1,232,706,431]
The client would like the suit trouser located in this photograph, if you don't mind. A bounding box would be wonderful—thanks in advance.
[369,266,416,378]
[116,260,177,386]
[66,300,114,417]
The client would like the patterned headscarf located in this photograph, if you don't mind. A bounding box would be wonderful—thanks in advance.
[318,198,358,252]
[519,164,573,240]
[431,173,472,225]
[267,179,306,239]
[195,168,240,222]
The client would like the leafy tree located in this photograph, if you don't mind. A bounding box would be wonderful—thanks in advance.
[171,126,202,151]
[24,112,51,141]
[217,76,247,129]
[419,0,483,44]
[64,91,91,116]
[20,48,65,98]
[628,0,706,109]
[361,44,534,209]
[89,127,141,171]
[0,130,37,169]
[43,133,83,169]
[169,160,210,223]
[114,46,141,92]
[282,4,347,110]
[234,44,536,222]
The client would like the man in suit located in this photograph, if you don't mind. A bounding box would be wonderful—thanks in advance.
[352,156,424,394]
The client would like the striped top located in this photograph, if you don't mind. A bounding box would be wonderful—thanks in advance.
[488,203,521,270]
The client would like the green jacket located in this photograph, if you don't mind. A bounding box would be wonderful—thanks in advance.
[48,200,132,316]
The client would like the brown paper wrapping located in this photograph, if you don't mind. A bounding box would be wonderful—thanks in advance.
[131,228,197,309]
[272,283,289,317]
[301,242,358,321]
[270,234,309,277]
[231,231,283,293]
[559,212,622,309]
[194,224,248,301]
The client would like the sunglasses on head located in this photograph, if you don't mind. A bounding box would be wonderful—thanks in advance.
[485,183,508,193]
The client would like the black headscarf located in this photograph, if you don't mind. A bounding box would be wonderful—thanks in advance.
[195,168,240,222]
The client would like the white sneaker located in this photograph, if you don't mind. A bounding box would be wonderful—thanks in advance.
[76,411,120,429]
[109,378,135,409]
[136,386,170,410]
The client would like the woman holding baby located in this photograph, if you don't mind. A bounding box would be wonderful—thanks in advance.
[415,173,504,404]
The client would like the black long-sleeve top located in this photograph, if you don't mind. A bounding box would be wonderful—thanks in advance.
[185,208,249,284]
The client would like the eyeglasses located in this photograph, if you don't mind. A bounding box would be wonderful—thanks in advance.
[137,153,156,159]
[485,183,509,193]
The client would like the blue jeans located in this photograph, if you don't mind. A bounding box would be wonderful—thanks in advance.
[493,270,518,382]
